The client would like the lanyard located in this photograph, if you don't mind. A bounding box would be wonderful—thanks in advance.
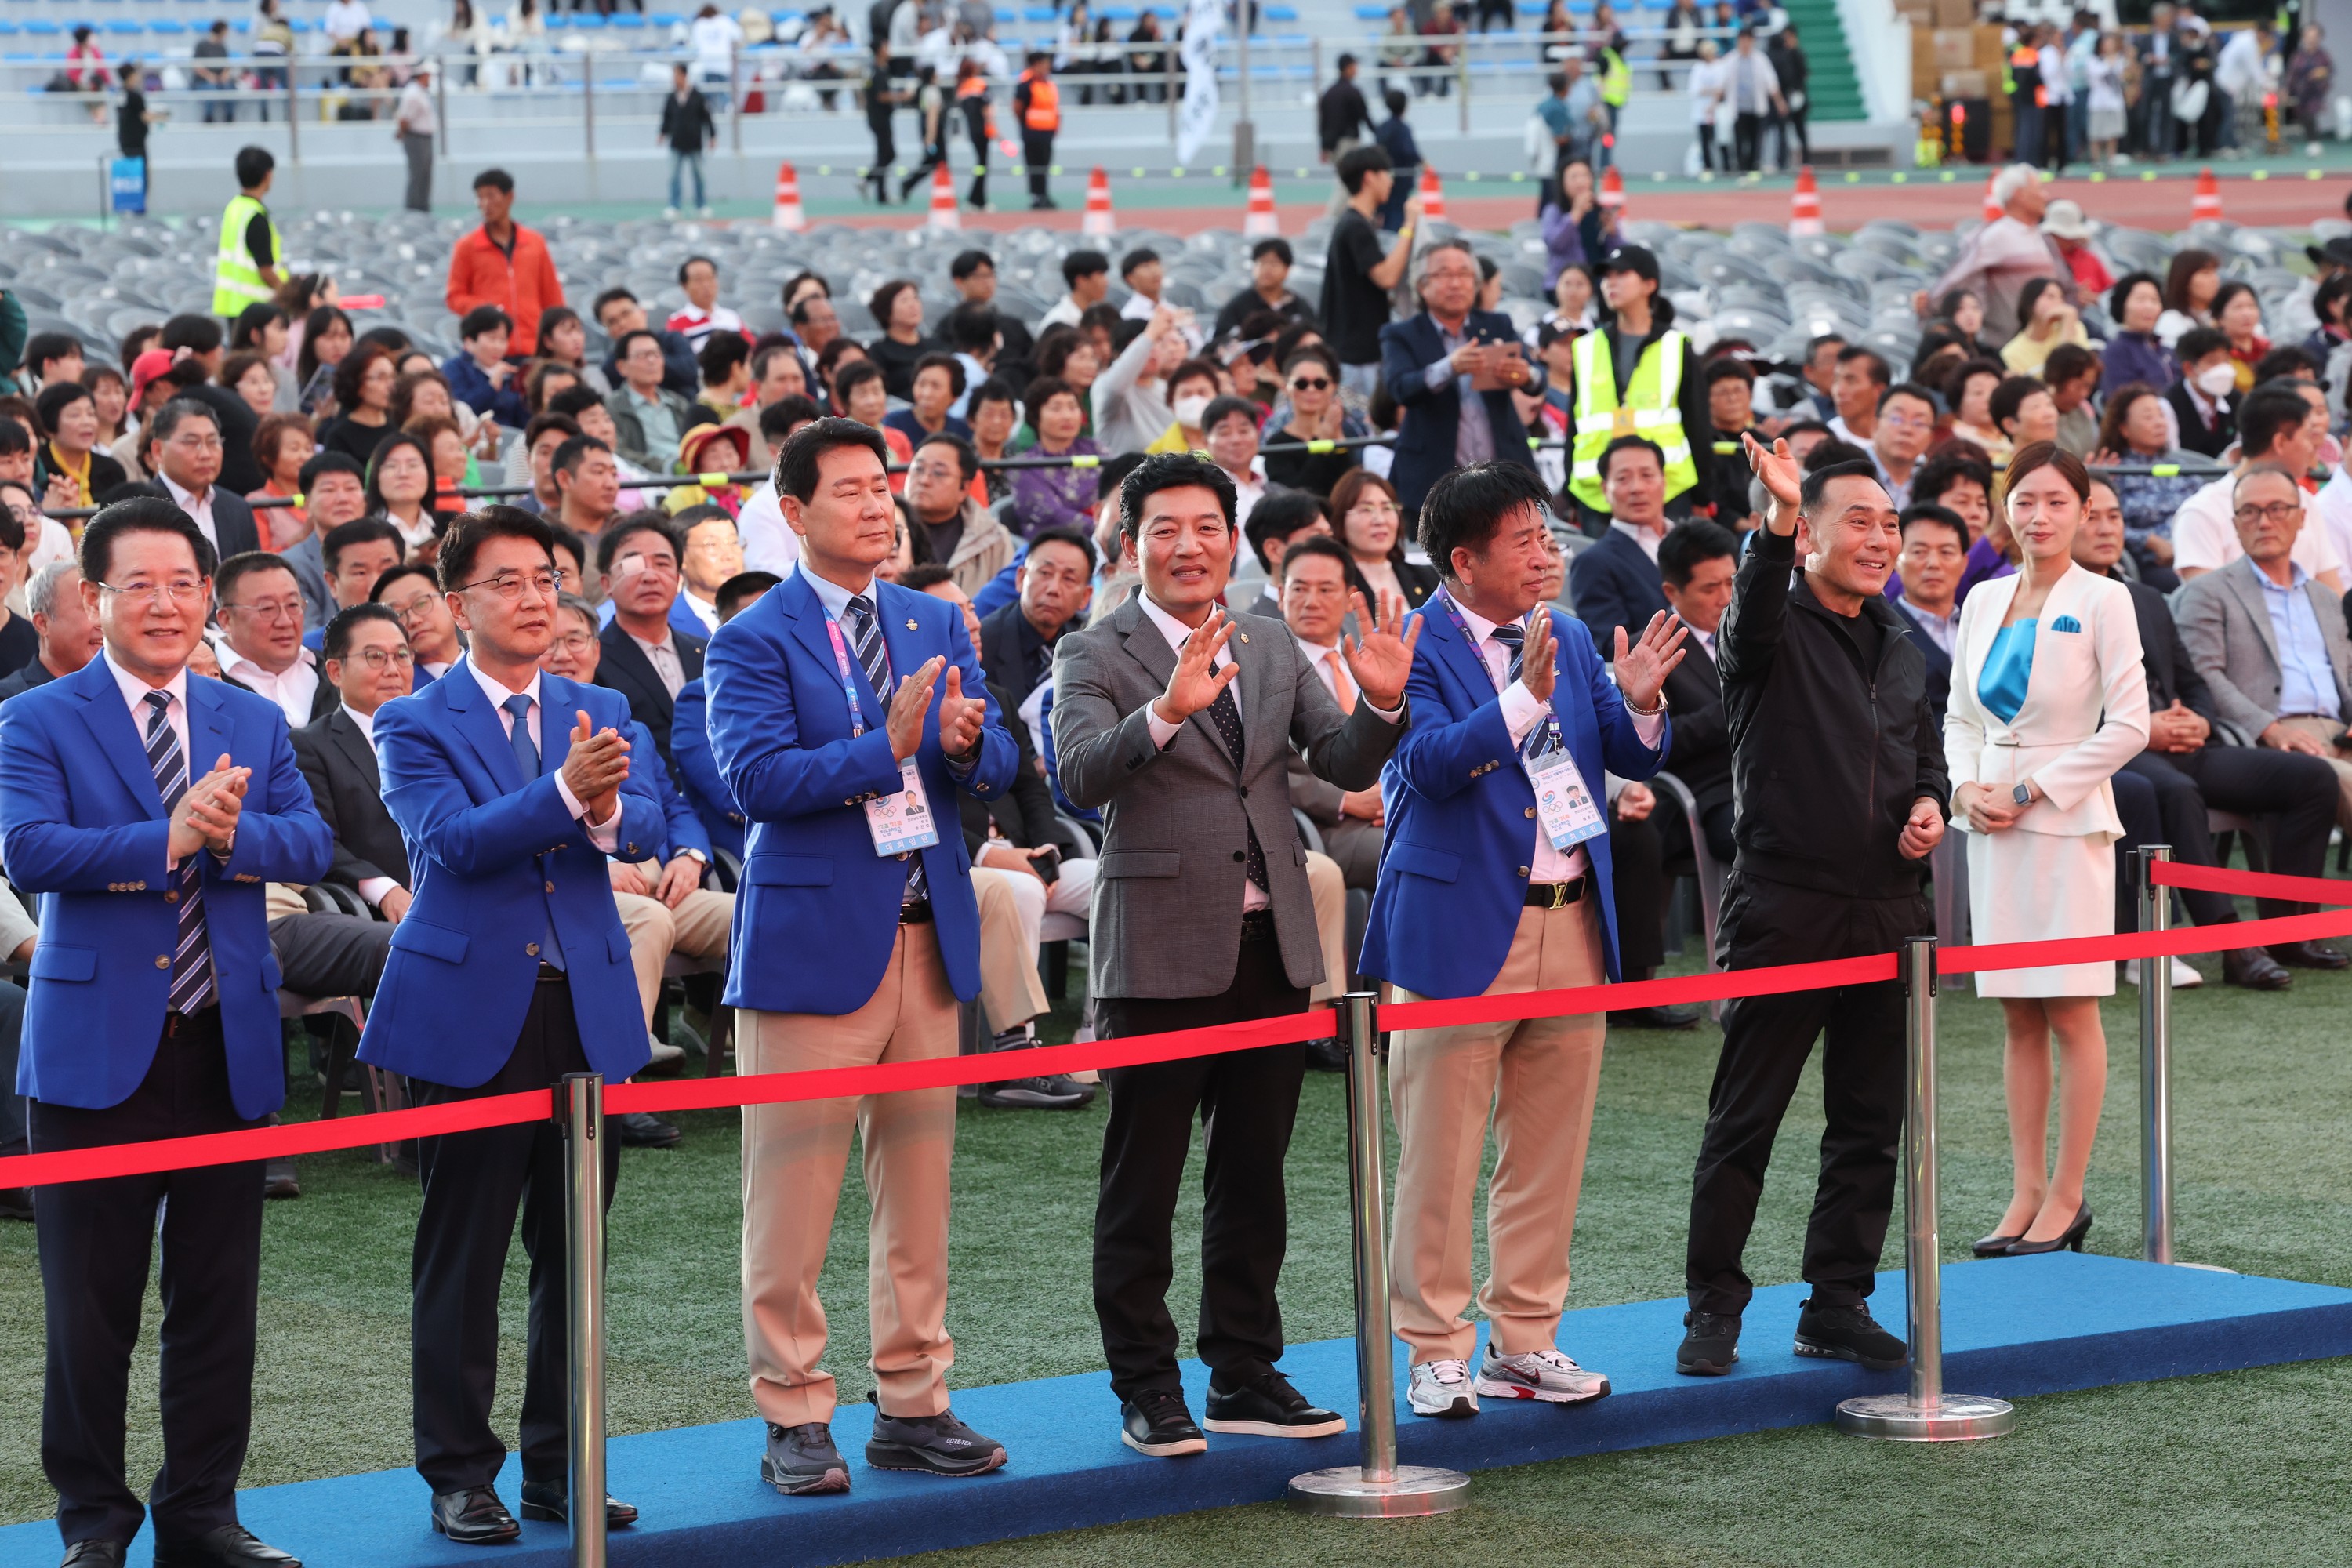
[822,614,871,740]
[1434,587,1567,755]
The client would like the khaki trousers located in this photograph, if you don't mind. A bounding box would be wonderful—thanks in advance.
[2270,715,2352,831]
[613,865,733,1032]
[740,923,960,1427]
[971,859,1097,1033]
[1305,848,1348,1004]
[1388,898,1607,1366]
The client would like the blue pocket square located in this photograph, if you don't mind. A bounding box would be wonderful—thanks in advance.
[2049,615,2083,633]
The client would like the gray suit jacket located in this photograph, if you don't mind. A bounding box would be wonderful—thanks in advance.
[1051,595,1404,998]
[2174,556,2352,743]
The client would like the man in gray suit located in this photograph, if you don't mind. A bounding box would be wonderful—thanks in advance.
[1051,451,1418,1460]
[2175,464,2352,833]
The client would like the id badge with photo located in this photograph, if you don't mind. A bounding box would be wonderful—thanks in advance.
[1526,749,1606,851]
[865,757,942,857]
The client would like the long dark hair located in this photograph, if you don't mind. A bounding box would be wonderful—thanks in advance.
[298,305,357,392]
[364,428,440,519]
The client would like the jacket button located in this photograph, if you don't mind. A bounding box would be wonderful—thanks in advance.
[165,890,180,904]
[155,955,170,969]
[1525,807,1537,818]
[1516,866,1530,878]
[546,880,556,893]
[1232,850,1245,862]
[1240,786,1250,799]
[527,942,541,956]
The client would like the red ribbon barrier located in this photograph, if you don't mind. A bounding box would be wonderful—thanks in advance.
[4,866,2348,1191]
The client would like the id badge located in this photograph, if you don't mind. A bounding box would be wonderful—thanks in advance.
[865,757,942,857]
[1526,750,1606,851]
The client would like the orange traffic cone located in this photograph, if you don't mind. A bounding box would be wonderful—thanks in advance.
[2190,165,2223,223]
[1082,166,1115,238]
[771,162,806,232]
[1598,163,1625,211]
[1243,165,1279,238]
[1788,165,1822,236]
[1417,164,1447,223]
[1983,170,2002,222]
[927,161,960,232]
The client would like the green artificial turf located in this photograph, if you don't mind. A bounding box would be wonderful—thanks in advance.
[3,924,2350,1565]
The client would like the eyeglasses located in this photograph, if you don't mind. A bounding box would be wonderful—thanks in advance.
[383,591,442,622]
[548,630,597,655]
[908,460,964,483]
[167,433,225,453]
[453,569,561,601]
[347,645,416,670]
[1290,377,1331,392]
[2233,501,2303,525]
[97,577,206,606]
[223,596,306,624]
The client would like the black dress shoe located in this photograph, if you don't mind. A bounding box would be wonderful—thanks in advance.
[517,1479,638,1526]
[1203,1371,1346,1438]
[430,1486,521,1544]
[1792,1300,1907,1370]
[263,1159,300,1200]
[1675,1310,1740,1376]
[2270,939,2350,970]
[1304,1036,1350,1073]
[866,1406,1008,1475]
[1971,1231,2024,1257]
[1610,1004,1703,1031]
[2223,947,2294,990]
[617,1111,681,1149]
[151,1525,302,1568]
[761,1421,850,1495]
[2005,1202,2092,1255]
[0,1186,32,1221]
[60,1542,125,1568]
[1120,1388,1207,1457]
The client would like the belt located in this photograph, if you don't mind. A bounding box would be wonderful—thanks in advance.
[898,900,935,925]
[1239,907,1278,942]
[538,963,566,982]
[1525,877,1586,909]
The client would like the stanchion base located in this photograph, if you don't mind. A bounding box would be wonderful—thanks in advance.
[1286,1464,1472,1517]
[1833,1392,2015,1442]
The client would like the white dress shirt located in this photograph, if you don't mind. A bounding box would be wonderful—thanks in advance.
[681,590,720,635]
[1609,518,1664,564]
[1450,597,1664,883]
[466,657,620,852]
[158,474,219,553]
[735,483,804,579]
[2171,474,2342,584]
[340,702,406,911]
[212,635,320,730]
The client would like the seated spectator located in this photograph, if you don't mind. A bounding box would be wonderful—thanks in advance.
[1941,355,2011,457]
[665,424,754,519]
[2173,385,2343,592]
[1149,359,1222,456]
[1699,358,1759,529]
[1987,373,2060,455]
[441,305,529,428]
[1998,275,2090,376]
[368,561,465,684]
[2168,326,2240,459]
[551,433,623,549]
[212,550,334,725]
[607,329,700,471]
[1656,519,1738,867]
[292,604,419,924]
[723,343,811,471]
[667,254,747,354]
[901,433,1017,599]
[1890,504,1963,722]
[978,525,1093,735]
[670,569,780,862]
[1214,238,1319,339]
[1011,377,1101,536]
[32,381,128,510]
[1262,347,1367,499]
[2044,342,2102,458]
[594,511,707,779]
[1200,395,1274,532]
[2093,383,2202,590]
[1330,468,1437,611]
[0,490,34,678]
[361,428,441,556]
[832,359,914,487]
[884,354,973,450]
[1239,491,1334,619]
[549,383,658,508]
[1568,435,1673,652]
[1276,535,1383,891]
[0,561,100,702]
[593,286,701,399]
[508,412,582,517]
[1868,381,1938,509]
[672,505,743,635]
[697,332,753,421]
[967,378,1022,503]
[249,414,317,561]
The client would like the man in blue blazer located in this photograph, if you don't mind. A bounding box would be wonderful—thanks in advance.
[705,419,1018,1497]
[669,569,782,862]
[356,507,666,1546]
[1566,436,1675,653]
[1377,239,1539,522]
[1360,463,1685,1423]
[0,497,328,1568]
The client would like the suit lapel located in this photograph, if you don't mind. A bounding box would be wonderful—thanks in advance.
[2227,561,2281,668]
[1420,592,1504,707]
[1231,613,1277,775]
[780,571,885,732]
[330,707,380,792]
[539,673,581,778]
[1116,598,1232,766]
[186,677,236,782]
[440,660,529,793]
[68,659,166,818]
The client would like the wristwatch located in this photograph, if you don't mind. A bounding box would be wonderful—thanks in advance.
[2012,782,2034,807]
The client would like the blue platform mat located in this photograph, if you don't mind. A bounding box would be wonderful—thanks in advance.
[5,1254,2347,1567]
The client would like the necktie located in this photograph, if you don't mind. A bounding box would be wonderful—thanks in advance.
[146,691,215,1015]
[1324,649,1357,716]
[846,594,929,903]
[505,693,566,970]
[1486,623,1560,760]
[1197,658,1269,893]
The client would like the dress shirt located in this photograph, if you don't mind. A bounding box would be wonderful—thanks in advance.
[103,646,191,787]
[466,657,621,852]
[1450,597,1664,883]
[1893,597,1958,659]
[342,702,405,911]
[628,627,686,699]
[422,659,455,682]
[2171,474,2341,583]
[681,590,720,634]
[2256,564,2343,719]
[1418,313,1496,468]
[800,568,976,780]
[212,637,320,729]
[1693,625,1719,663]
[1609,518,1664,564]
[1294,633,1357,713]
[621,385,683,468]
[158,474,219,553]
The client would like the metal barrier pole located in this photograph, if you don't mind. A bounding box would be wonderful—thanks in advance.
[562,1073,608,1568]
[583,60,596,160]
[730,45,742,153]
[1835,939,2014,1441]
[436,59,449,161]
[1289,993,1470,1516]
[287,62,299,160]
[2136,844,2175,1265]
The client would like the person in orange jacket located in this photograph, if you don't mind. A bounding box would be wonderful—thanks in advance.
[1012,50,1059,212]
[445,168,565,359]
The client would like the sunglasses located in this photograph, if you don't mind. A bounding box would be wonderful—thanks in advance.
[1290,376,1331,392]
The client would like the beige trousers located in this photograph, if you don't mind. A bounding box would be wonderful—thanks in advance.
[613,864,733,1031]
[1305,848,1348,1004]
[2271,715,2352,831]
[1388,899,1607,1366]
[740,924,960,1427]
[970,858,1097,1033]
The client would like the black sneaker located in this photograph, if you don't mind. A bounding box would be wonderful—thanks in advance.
[618,1112,682,1149]
[978,1074,1094,1109]
[1120,1388,1207,1457]
[1676,1310,1741,1376]
[866,1406,1008,1476]
[1792,1300,1907,1371]
[761,1421,850,1495]
[1609,1004,1703,1031]
[1201,1372,1346,1439]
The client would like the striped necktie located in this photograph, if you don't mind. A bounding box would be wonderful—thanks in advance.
[846,594,929,903]
[1486,622,1560,760]
[143,691,215,1014]
[504,693,566,969]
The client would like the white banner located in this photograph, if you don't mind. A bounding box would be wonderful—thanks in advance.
[1174,0,1221,165]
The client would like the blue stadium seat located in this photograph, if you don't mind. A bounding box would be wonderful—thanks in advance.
[1099,4,1137,16]
[1265,3,1297,16]
[1022,5,1055,20]
[544,10,572,25]
[649,11,685,24]
[286,15,314,31]
[0,20,16,35]
[1352,4,1386,16]
[572,11,605,26]
[150,18,187,34]
[609,10,646,26]
[103,19,142,35]
[22,18,59,34]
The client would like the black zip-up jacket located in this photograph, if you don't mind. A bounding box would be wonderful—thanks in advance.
[1717,524,1949,900]
[660,87,716,154]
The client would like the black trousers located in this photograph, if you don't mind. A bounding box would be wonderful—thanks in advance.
[1610,809,1666,977]
[867,114,898,197]
[408,973,617,1494]
[32,1007,263,1549]
[268,911,392,1002]
[1686,873,1925,1317]
[1094,924,1308,1403]
[1022,129,1054,203]
[2112,745,2341,933]
[1733,111,1767,171]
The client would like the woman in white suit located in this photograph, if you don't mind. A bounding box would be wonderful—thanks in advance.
[1946,442,2150,1259]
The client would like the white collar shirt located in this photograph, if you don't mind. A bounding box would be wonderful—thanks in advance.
[1137,592,1266,913]
[212,636,320,729]
[158,474,219,552]
[465,656,618,851]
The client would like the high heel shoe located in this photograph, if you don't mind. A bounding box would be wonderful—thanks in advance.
[1971,1232,2024,1257]
[2004,1203,2092,1255]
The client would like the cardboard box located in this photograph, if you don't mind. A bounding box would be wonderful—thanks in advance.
[1940,69,1990,99]
[1931,27,1976,70]
[1933,0,1977,29]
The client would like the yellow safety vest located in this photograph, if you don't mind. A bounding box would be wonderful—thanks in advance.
[212,192,281,318]
[1569,327,1696,511]
[1599,48,1631,109]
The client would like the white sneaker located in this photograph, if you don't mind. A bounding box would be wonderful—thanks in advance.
[662,205,681,220]
[2124,957,2205,989]
[1475,1344,1610,1405]
[1406,1359,1478,1418]
[648,1040,687,1065]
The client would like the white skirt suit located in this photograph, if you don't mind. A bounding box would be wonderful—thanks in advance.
[1944,564,2151,998]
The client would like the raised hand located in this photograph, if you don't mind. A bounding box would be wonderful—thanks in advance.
[1519,602,1557,706]
[1341,588,1423,710]
[1744,432,1803,534]
[561,711,630,824]
[887,655,946,761]
[1613,611,1689,712]
[938,663,986,761]
[1153,608,1239,727]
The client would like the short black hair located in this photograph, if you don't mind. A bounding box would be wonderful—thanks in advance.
[1911,443,1994,508]
[2238,384,2316,459]
[614,328,662,365]
[1199,395,1259,437]
[235,144,275,188]
[1061,250,1110,288]
[2253,345,2321,384]
[24,332,82,374]
[300,449,368,492]
[80,495,217,586]
[321,516,405,575]
[775,416,890,504]
[34,379,93,436]
[912,351,967,400]
[1025,525,1097,574]
[1701,356,1755,390]
[322,601,405,662]
[1599,434,1664,486]
[1877,380,1937,416]
[1798,458,1888,515]
[0,419,27,459]
[434,504,557,592]
[915,430,980,482]
[1657,519,1739,588]
[949,249,995,281]
[551,434,612,481]
[1988,374,2051,434]
[1244,488,1329,570]
[214,549,299,607]
[1418,461,1552,577]
[699,332,751,387]
[2044,342,2101,386]
[597,510,681,575]
[1250,238,1294,267]
[758,395,822,443]
[161,314,225,357]
[1835,343,1892,387]
[716,569,782,621]
[1117,450,1236,540]
[143,397,220,459]
[967,376,1017,413]
[590,285,638,323]
[460,304,514,340]
[473,167,515,194]
[1336,144,1392,194]
[943,303,1000,357]
[371,562,438,604]
[1120,248,1161,279]
[677,253,718,285]
[2176,325,2230,365]
[1898,503,1969,551]
[546,383,606,421]
[1276,530,1353,582]
[1806,332,1849,361]
[898,563,957,593]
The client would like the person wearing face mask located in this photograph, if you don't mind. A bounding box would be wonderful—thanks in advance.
[1156,363,1221,455]
[2167,326,2241,460]
[2172,383,2344,593]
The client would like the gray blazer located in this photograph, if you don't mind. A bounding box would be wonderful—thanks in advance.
[2173,555,2352,743]
[1051,595,1404,998]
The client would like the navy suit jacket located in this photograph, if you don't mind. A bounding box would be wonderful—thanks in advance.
[1566,528,1669,656]
[669,676,744,860]
[704,569,1018,1016]
[1360,598,1668,994]
[1378,309,1538,519]
[356,666,666,1087]
[0,659,331,1118]
[1891,598,1955,724]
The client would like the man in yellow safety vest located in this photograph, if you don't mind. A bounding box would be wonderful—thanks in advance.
[1566,244,1707,529]
[211,144,285,321]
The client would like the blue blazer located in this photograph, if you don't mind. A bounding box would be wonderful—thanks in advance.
[0,659,332,1118]
[669,676,744,860]
[1378,309,1538,519]
[705,570,1017,1016]
[1359,600,1668,996]
[622,717,713,863]
[356,667,666,1087]
[1565,527,1670,656]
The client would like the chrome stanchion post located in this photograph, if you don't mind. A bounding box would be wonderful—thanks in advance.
[1835,939,2014,1441]
[2136,844,2175,1264]
[562,1073,608,1568]
[1289,993,1470,1516]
